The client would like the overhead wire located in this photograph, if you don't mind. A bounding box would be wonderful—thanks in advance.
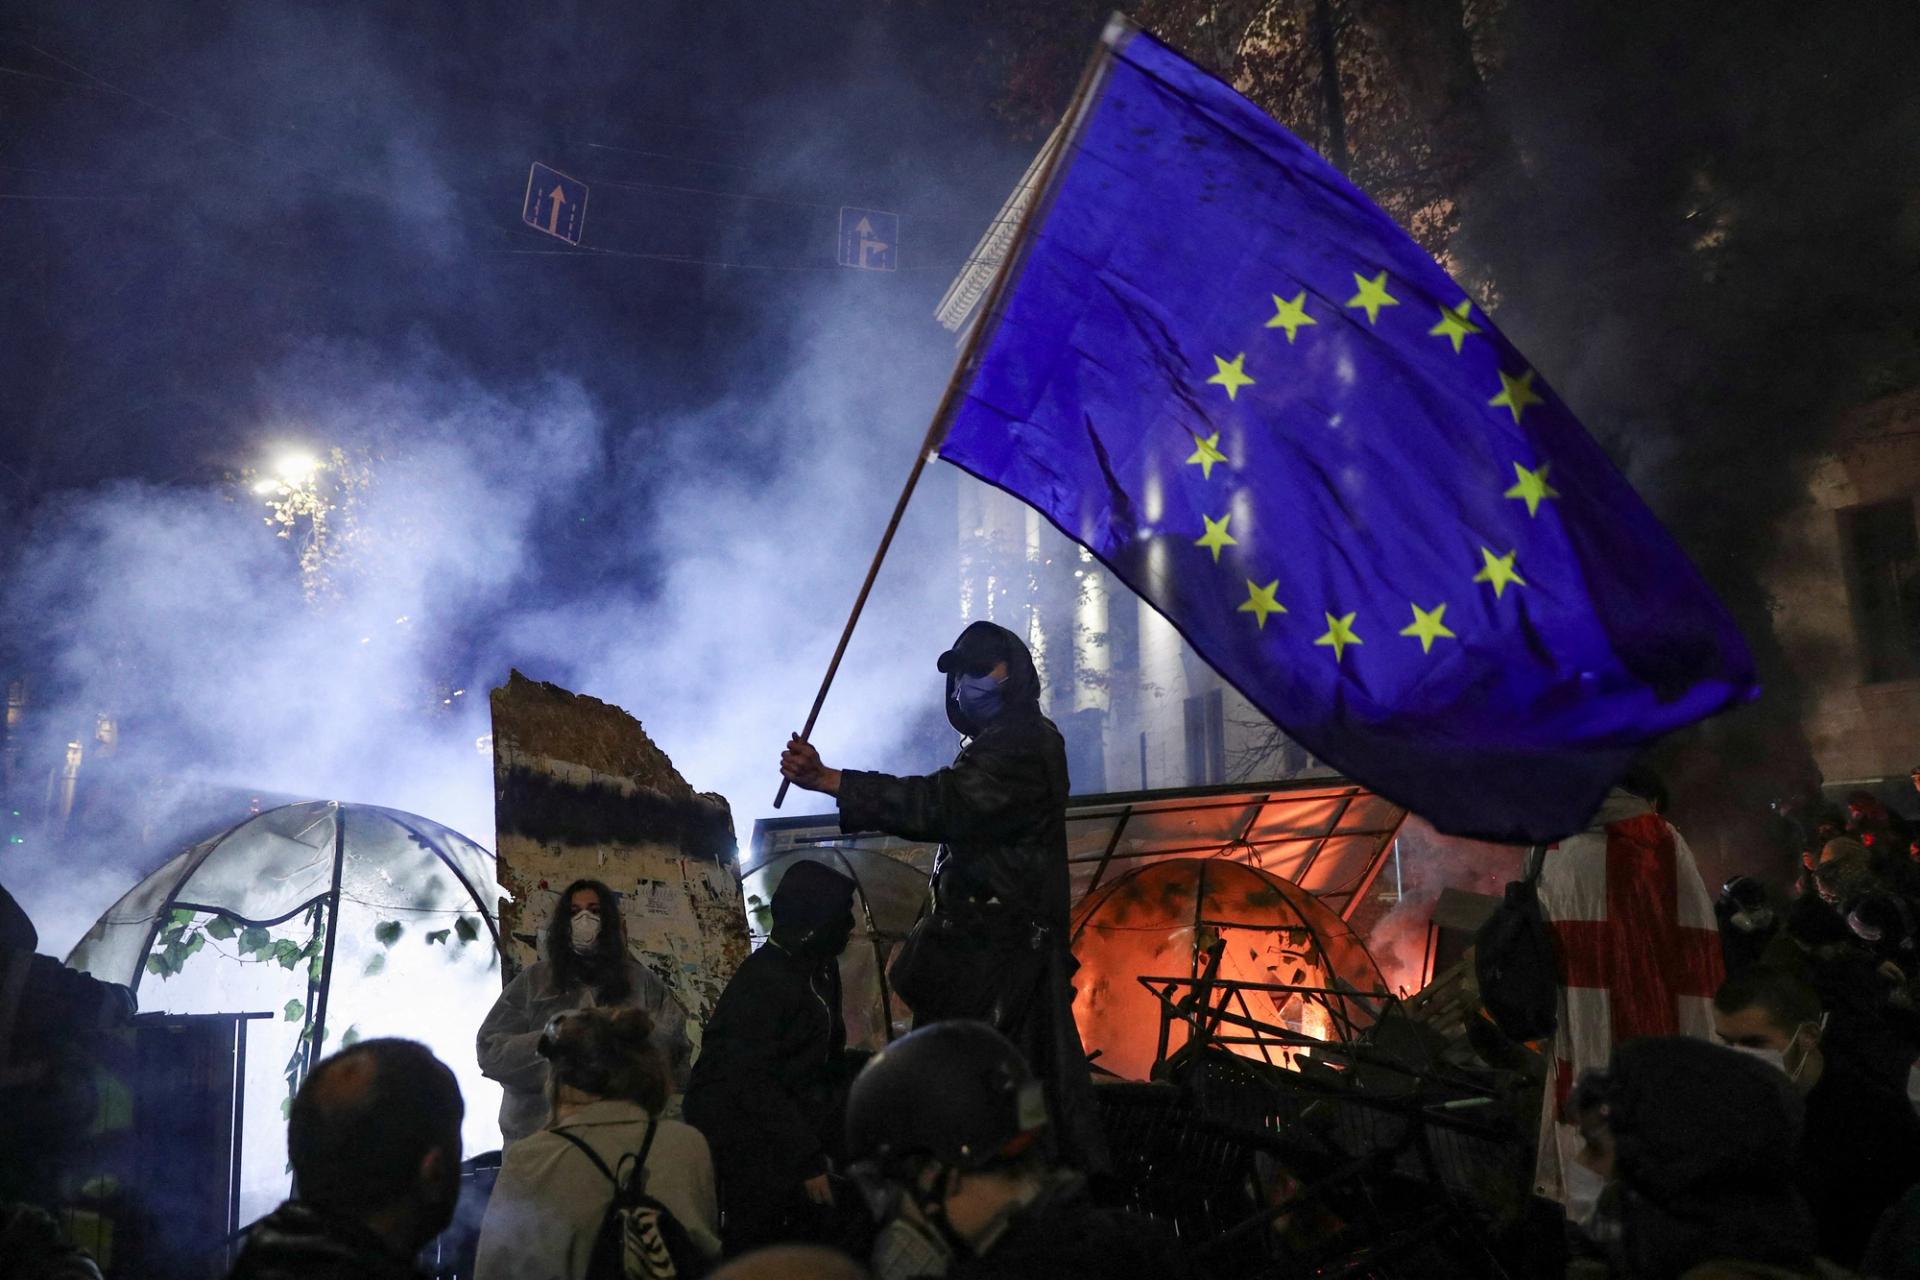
[5,36,999,278]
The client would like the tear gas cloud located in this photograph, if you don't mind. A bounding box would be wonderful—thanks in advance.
[0,2,1015,957]
[8,284,977,957]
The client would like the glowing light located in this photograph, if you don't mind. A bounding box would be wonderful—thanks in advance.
[273,451,320,485]
[251,479,280,496]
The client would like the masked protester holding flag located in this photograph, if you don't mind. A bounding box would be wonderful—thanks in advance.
[684,859,867,1253]
[780,622,1104,1171]
[477,878,693,1146]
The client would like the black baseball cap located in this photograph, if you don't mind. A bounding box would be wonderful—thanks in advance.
[936,621,1013,676]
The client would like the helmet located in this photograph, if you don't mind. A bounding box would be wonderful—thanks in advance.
[1846,891,1915,952]
[1719,876,1768,913]
[845,1021,1049,1171]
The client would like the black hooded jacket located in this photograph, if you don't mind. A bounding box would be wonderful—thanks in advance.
[836,622,1071,930]
[1602,1037,1817,1278]
[683,859,857,1210]
[227,1201,422,1280]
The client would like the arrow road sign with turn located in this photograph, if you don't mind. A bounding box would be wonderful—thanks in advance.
[522,162,588,245]
[838,206,898,271]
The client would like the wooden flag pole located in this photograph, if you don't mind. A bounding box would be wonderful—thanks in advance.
[773,19,1125,809]
[772,436,938,810]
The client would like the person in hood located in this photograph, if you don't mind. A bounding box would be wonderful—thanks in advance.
[477,878,692,1145]
[684,859,866,1253]
[1712,965,1920,1269]
[779,621,1103,1171]
[1566,1036,1820,1278]
[229,1039,463,1280]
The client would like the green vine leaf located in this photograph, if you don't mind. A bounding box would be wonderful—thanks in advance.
[160,924,186,946]
[341,1025,362,1047]
[454,916,479,945]
[145,954,169,978]
[204,914,237,941]
[283,999,305,1022]
[184,931,207,956]
[239,927,271,956]
[168,908,195,927]
[271,939,303,970]
[364,953,386,977]
[308,954,324,984]
[280,1096,293,1120]
[373,920,404,948]
[426,929,450,946]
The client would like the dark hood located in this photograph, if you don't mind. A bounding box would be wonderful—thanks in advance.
[770,858,857,955]
[1603,1037,1815,1275]
[0,885,37,953]
[938,620,1042,736]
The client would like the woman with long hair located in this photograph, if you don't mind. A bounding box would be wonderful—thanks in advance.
[477,878,692,1145]
[475,1005,721,1280]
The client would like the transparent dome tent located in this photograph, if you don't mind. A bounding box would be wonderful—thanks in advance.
[67,800,506,1223]
[1070,858,1386,1081]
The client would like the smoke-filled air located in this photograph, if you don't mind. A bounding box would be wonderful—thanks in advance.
[1,2,1014,957]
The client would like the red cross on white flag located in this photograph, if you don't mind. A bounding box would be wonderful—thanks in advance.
[1532,798,1726,1203]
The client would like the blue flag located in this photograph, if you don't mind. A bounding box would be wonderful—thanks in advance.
[933,27,1755,843]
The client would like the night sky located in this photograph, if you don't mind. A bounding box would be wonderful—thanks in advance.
[0,1,1025,510]
[0,1,1064,949]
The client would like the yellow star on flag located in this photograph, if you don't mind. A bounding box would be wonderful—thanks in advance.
[1427,300,1482,353]
[1195,512,1238,562]
[1398,602,1457,653]
[1206,352,1255,400]
[1344,271,1399,324]
[1264,291,1317,343]
[1315,611,1363,660]
[1186,432,1228,480]
[1237,579,1286,628]
[1473,547,1527,598]
[1489,368,1545,423]
[1504,462,1561,517]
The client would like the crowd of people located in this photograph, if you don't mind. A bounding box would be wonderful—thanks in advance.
[11,621,1920,1279]
[1543,780,1920,1278]
[224,1012,1178,1280]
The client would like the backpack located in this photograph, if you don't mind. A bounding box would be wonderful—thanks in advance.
[1473,844,1559,1042]
[553,1117,705,1280]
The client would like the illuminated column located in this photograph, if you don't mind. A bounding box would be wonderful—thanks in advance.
[1136,596,1189,788]
[1073,548,1110,714]
[52,738,84,825]
[1024,507,1050,709]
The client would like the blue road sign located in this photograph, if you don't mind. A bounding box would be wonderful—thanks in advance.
[522,162,588,245]
[838,206,898,271]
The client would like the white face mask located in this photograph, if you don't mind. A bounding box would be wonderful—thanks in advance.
[1563,1158,1607,1230]
[569,911,602,954]
[1726,1020,1820,1085]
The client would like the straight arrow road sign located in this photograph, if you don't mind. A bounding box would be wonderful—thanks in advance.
[522,162,588,245]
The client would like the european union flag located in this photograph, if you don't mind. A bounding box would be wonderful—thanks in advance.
[932,25,1755,843]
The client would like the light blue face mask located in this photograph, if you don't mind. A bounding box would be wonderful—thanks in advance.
[953,672,1007,725]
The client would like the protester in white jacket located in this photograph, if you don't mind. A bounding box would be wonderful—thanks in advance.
[476,878,692,1145]
[474,1006,721,1280]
